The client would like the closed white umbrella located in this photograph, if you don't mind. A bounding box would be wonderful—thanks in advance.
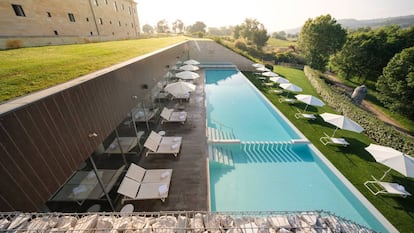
[270,76,289,84]
[164,81,196,98]
[256,66,270,72]
[320,113,364,137]
[262,71,279,77]
[252,63,265,68]
[295,94,325,112]
[179,64,199,71]
[175,71,200,80]
[183,59,200,65]
[365,144,414,180]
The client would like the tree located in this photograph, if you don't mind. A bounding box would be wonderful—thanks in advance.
[376,46,414,119]
[187,21,207,34]
[142,24,153,34]
[232,18,269,50]
[252,24,270,50]
[298,14,346,70]
[172,19,184,33]
[331,26,414,83]
[272,31,287,40]
[156,19,169,33]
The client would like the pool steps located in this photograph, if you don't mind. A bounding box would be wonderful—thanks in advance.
[241,142,304,163]
[208,144,235,167]
[207,127,240,144]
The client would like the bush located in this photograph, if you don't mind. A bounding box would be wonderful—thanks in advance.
[234,40,248,51]
[304,66,414,154]
[265,64,273,71]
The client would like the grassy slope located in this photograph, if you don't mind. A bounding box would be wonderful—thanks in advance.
[0,37,187,103]
[246,66,414,232]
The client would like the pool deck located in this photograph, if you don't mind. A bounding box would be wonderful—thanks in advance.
[118,72,209,212]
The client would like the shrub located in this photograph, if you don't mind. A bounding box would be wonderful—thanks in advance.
[234,40,247,51]
[304,66,414,154]
[265,64,273,71]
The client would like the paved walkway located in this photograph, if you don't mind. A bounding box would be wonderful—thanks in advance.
[122,71,209,212]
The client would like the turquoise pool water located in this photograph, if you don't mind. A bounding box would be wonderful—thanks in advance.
[206,69,387,232]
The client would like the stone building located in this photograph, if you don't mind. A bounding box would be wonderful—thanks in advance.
[0,0,140,49]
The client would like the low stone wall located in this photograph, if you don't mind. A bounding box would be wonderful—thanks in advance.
[0,211,374,233]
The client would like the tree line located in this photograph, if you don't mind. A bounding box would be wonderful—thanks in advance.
[298,14,414,119]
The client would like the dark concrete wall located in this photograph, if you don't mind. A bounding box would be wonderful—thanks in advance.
[0,40,254,211]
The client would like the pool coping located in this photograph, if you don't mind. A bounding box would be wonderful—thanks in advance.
[205,66,397,232]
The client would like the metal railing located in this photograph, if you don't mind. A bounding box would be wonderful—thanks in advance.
[0,210,376,233]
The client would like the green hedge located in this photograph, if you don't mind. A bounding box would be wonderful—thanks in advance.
[304,66,414,155]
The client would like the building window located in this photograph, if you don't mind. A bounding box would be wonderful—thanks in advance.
[47,12,51,17]
[109,20,112,24]
[131,23,133,28]
[128,7,131,15]
[118,21,121,26]
[86,17,89,22]
[99,18,103,24]
[121,4,124,10]
[54,30,58,35]
[68,13,75,22]
[90,32,93,36]
[105,0,108,4]
[114,2,117,11]
[12,4,25,17]
[94,0,99,6]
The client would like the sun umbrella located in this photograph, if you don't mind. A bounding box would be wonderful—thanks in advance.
[295,94,325,112]
[262,71,279,77]
[256,66,270,72]
[179,64,199,71]
[252,63,265,68]
[183,59,200,65]
[365,144,414,180]
[280,83,303,92]
[164,81,196,98]
[320,113,364,137]
[270,76,289,84]
[175,71,200,80]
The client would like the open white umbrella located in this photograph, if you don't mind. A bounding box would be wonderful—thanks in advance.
[183,59,200,65]
[262,71,279,77]
[179,64,199,71]
[320,113,364,137]
[280,83,303,92]
[365,144,414,180]
[175,71,200,80]
[270,76,289,84]
[295,94,325,112]
[164,81,196,98]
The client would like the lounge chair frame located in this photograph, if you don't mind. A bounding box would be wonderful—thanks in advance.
[117,163,172,202]
[319,132,349,147]
[143,131,182,157]
[364,176,411,198]
[160,107,187,124]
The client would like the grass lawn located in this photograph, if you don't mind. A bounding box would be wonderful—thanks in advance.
[245,66,414,232]
[0,36,187,103]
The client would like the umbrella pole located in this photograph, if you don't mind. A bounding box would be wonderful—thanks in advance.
[331,128,338,137]
[142,101,150,131]
[303,104,309,113]
[379,168,392,181]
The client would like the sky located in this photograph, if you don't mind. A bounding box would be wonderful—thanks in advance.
[136,0,414,32]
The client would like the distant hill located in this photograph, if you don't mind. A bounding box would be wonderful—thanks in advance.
[284,15,414,34]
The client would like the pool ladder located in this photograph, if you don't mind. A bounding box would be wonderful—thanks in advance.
[208,144,235,167]
[207,127,240,144]
[241,141,304,163]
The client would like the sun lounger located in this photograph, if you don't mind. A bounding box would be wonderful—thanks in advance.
[143,131,182,157]
[279,98,296,104]
[319,132,349,147]
[160,107,187,124]
[364,179,411,198]
[294,112,316,120]
[117,163,172,202]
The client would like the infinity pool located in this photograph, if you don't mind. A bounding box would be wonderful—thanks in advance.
[206,69,388,232]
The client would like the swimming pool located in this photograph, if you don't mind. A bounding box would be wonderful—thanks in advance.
[206,69,389,232]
